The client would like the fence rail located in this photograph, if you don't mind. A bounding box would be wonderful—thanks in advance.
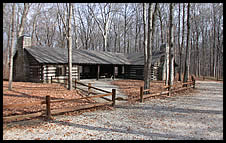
[139,79,196,102]
[3,79,116,122]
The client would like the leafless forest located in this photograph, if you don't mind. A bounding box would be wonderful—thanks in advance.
[3,3,223,80]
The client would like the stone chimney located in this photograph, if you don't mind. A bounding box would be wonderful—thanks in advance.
[14,35,31,81]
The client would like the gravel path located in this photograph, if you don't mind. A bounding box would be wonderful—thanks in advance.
[76,79,128,103]
[3,80,223,140]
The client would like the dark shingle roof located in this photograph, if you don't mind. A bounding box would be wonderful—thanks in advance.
[24,46,164,65]
[126,51,164,65]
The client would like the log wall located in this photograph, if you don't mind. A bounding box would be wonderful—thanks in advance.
[125,61,161,80]
[43,65,79,83]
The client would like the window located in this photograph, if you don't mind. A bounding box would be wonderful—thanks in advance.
[136,69,143,75]
[56,66,65,76]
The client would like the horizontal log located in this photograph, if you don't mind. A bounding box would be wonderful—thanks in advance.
[50,92,112,104]
[171,86,192,93]
[3,101,45,108]
[89,85,111,93]
[44,67,56,70]
[29,65,41,68]
[143,91,169,99]
[3,111,44,122]
[100,97,112,102]
[143,89,151,92]
[182,81,193,85]
[29,68,42,71]
[51,102,113,115]
[76,81,111,93]
[163,84,181,89]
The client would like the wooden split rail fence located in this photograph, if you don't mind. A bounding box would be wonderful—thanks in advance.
[139,79,196,102]
[3,78,116,122]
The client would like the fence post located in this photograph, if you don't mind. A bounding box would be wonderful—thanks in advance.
[167,86,171,96]
[46,95,51,120]
[191,75,195,89]
[75,79,77,90]
[112,89,116,107]
[140,86,144,103]
[88,83,91,95]
[51,76,52,84]
[193,80,196,88]
[65,78,68,88]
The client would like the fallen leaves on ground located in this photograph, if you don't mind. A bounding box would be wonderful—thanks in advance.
[3,81,96,118]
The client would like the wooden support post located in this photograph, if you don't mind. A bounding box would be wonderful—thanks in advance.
[88,83,91,95]
[64,78,66,85]
[41,65,44,83]
[97,65,100,80]
[191,75,195,89]
[46,65,48,83]
[140,86,144,102]
[112,89,116,106]
[51,76,52,84]
[78,65,80,81]
[46,95,51,119]
[168,86,171,96]
[75,79,77,90]
[113,66,115,80]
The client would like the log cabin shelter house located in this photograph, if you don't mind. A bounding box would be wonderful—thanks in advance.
[13,35,177,83]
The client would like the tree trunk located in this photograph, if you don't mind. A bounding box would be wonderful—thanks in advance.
[103,33,108,51]
[183,3,190,83]
[146,3,153,89]
[9,3,16,90]
[135,8,138,52]
[179,3,185,81]
[144,3,157,90]
[212,5,216,78]
[158,7,164,44]
[124,4,127,53]
[17,3,29,38]
[143,3,148,90]
[178,3,181,81]
[72,4,78,49]
[68,3,73,90]
[168,3,174,86]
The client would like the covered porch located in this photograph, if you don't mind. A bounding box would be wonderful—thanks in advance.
[79,64,125,80]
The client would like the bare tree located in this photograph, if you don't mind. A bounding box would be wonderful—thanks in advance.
[168,3,174,86]
[17,3,30,38]
[67,3,73,90]
[8,3,15,90]
[143,3,158,90]
[177,3,182,81]
[183,3,190,83]
[143,3,148,89]
[180,3,186,81]
[88,3,113,51]
[31,3,42,43]
[57,3,73,90]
